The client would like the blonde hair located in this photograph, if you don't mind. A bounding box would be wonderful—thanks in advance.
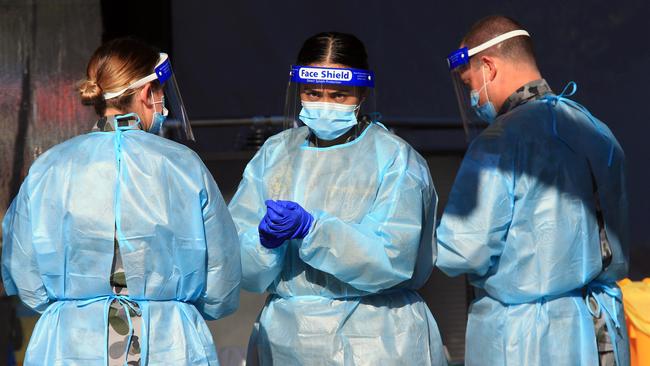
[79,38,161,116]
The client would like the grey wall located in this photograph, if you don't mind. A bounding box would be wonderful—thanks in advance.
[0,0,101,251]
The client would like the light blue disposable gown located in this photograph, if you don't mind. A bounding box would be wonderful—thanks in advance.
[437,92,630,365]
[229,123,447,366]
[2,124,241,365]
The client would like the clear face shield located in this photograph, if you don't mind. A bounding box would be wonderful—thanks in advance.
[103,52,194,141]
[284,65,377,143]
[446,30,530,139]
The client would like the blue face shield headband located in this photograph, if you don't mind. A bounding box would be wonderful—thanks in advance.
[445,30,531,131]
[287,65,377,140]
[290,65,375,88]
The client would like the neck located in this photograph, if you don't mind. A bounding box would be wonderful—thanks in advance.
[104,108,125,116]
[494,67,542,112]
[310,122,367,147]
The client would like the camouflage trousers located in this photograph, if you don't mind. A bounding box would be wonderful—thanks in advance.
[109,239,142,366]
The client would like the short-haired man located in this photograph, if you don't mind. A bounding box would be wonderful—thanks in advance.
[437,15,630,366]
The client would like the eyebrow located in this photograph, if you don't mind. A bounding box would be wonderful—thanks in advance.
[302,88,353,94]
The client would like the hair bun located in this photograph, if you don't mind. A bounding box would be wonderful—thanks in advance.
[79,79,103,105]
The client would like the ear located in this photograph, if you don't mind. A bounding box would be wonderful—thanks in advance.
[479,55,498,82]
[138,83,153,108]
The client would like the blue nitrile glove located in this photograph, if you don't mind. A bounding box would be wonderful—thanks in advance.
[258,200,314,249]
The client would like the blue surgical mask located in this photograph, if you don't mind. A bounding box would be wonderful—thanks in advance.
[470,67,497,124]
[298,101,358,141]
[149,92,168,135]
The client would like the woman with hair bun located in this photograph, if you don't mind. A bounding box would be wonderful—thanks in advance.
[2,38,241,365]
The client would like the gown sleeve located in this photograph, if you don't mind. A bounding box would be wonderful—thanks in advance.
[299,147,436,293]
[2,182,51,312]
[228,145,288,293]
[194,163,242,320]
[436,133,515,277]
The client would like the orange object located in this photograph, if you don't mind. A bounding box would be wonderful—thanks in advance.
[618,278,650,366]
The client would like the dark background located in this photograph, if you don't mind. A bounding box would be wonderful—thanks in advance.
[164,0,649,278]
[110,1,649,361]
[1,1,648,364]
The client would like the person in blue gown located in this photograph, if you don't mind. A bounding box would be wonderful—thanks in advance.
[229,32,448,366]
[438,16,630,366]
[1,38,241,366]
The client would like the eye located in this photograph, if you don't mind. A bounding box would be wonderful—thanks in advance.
[331,93,348,103]
[304,90,322,101]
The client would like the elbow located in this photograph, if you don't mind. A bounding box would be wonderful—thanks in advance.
[207,298,239,321]
[241,273,274,293]
[436,239,492,277]
[18,292,51,314]
[240,244,285,293]
[1,276,18,297]
[219,284,241,319]
[197,284,241,321]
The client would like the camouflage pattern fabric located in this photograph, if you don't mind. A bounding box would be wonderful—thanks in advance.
[499,78,553,115]
[588,296,616,366]
[92,115,142,133]
[109,237,142,366]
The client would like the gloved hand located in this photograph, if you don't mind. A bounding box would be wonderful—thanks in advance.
[258,200,314,249]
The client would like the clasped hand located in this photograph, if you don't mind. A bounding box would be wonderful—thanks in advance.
[258,200,313,249]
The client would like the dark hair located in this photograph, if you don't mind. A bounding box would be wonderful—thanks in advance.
[79,37,161,116]
[463,15,537,67]
[296,32,369,70]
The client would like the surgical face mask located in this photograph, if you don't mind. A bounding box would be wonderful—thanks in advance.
[298,101,358,141]
[470,66,497,124]
[149,91,168,135]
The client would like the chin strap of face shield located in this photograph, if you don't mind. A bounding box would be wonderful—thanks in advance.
[541,81,615,167]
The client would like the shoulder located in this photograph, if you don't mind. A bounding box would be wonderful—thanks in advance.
[369,123,419,155]
[253,126,310,162]
[28,132,105,172]
[476,100,553,152]
[30,131,206,180]
[498,101,549,137]
[134,133,212,183]
[264,127,308,149]
[367,123,431,180]
[134,131,202,160]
